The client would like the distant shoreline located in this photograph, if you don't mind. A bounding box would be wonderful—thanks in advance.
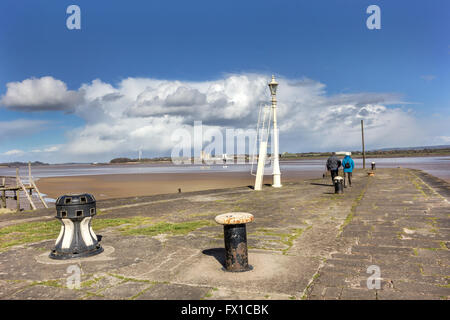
[2,150,450,167]
[280,151,450,161]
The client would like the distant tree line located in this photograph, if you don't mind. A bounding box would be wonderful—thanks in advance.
[109,147,450,163]
[0,161,48,167]
[110,157,172,164]
[281,148,450,159]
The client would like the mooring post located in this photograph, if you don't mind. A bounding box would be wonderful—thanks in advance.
[1,191,5,208]
[334,176,344,194]
[15,190,20,211]
[215,212,254,272]
[50,194,103,260]
[1,178,5,208]
[28,162,32,195]
[15,168,20,211]
[28,162,32,210]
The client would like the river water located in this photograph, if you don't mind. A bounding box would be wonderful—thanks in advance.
[0,156,449,182]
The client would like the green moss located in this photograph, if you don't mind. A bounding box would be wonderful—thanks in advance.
[108,273,152,283]
[338,187,366,234]
[0,220,60,251]
[93,216,154,231]
[419,265,424,275]
[81,291,105,299]
[422,247,439,251]
[410,176,428,198]
[281,229,304,254]
[251,226,312,254]
[311,272,320,281]
[122,220,214,237]
[0,216,157,252]
[81,276,104,288]
[187,212,215,218]
[130,284,157,300]
[31,279,63,288]
[256,228,273,233]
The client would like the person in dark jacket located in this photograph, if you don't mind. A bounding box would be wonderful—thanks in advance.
[341,152,355,187]
[326,152,341,184]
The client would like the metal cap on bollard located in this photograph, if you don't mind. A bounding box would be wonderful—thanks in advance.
[333,176,344,194]
[49,193,103,260]
[215,212,254,272]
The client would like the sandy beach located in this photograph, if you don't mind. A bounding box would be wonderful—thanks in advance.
[36,171,322,200]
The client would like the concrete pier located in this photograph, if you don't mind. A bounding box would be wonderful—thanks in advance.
[0,168,448,300]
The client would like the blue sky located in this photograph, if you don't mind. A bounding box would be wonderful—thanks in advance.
[0,0,449,162]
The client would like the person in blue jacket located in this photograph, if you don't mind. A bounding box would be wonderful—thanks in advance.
[341,152,355,187]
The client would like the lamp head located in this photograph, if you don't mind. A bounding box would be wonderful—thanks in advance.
[268,75,278,95]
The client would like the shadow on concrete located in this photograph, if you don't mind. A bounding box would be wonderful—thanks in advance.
[247,183,272,189]
[202,248,226,268]
[310,182,333,187]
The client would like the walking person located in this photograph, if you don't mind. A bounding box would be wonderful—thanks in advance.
[342,152,355,188]
[326,152,341,185]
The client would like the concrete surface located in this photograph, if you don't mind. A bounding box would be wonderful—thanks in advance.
[0,168,448,300]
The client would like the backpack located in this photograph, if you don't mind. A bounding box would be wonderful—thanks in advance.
[344,160,351,169]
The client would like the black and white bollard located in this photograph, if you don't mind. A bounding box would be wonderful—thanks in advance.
[49,194,103,260]
[371,162,376,170]
[334,176,344,194]
[215,212,254,272]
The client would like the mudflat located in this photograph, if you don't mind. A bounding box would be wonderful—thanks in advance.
[35,171,320,200]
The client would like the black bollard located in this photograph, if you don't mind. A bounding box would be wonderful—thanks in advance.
[334,176,344,194]
[49,194,103,260]
[215,212,254,272]
[371,162,376,170]
[223,224,250,271]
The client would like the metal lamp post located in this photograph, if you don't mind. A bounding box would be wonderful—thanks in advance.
[269,75,282,188]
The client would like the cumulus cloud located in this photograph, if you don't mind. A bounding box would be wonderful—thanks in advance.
[3,149,24,156]
[0,76,81,111]
[31,145,61,153]
[1,73,438,162]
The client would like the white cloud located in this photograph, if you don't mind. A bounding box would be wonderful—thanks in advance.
[31,145,61,153]
[1,73,443,162]
[0,76,81,111]
[436,136,450,144]
[3,149,24,156]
